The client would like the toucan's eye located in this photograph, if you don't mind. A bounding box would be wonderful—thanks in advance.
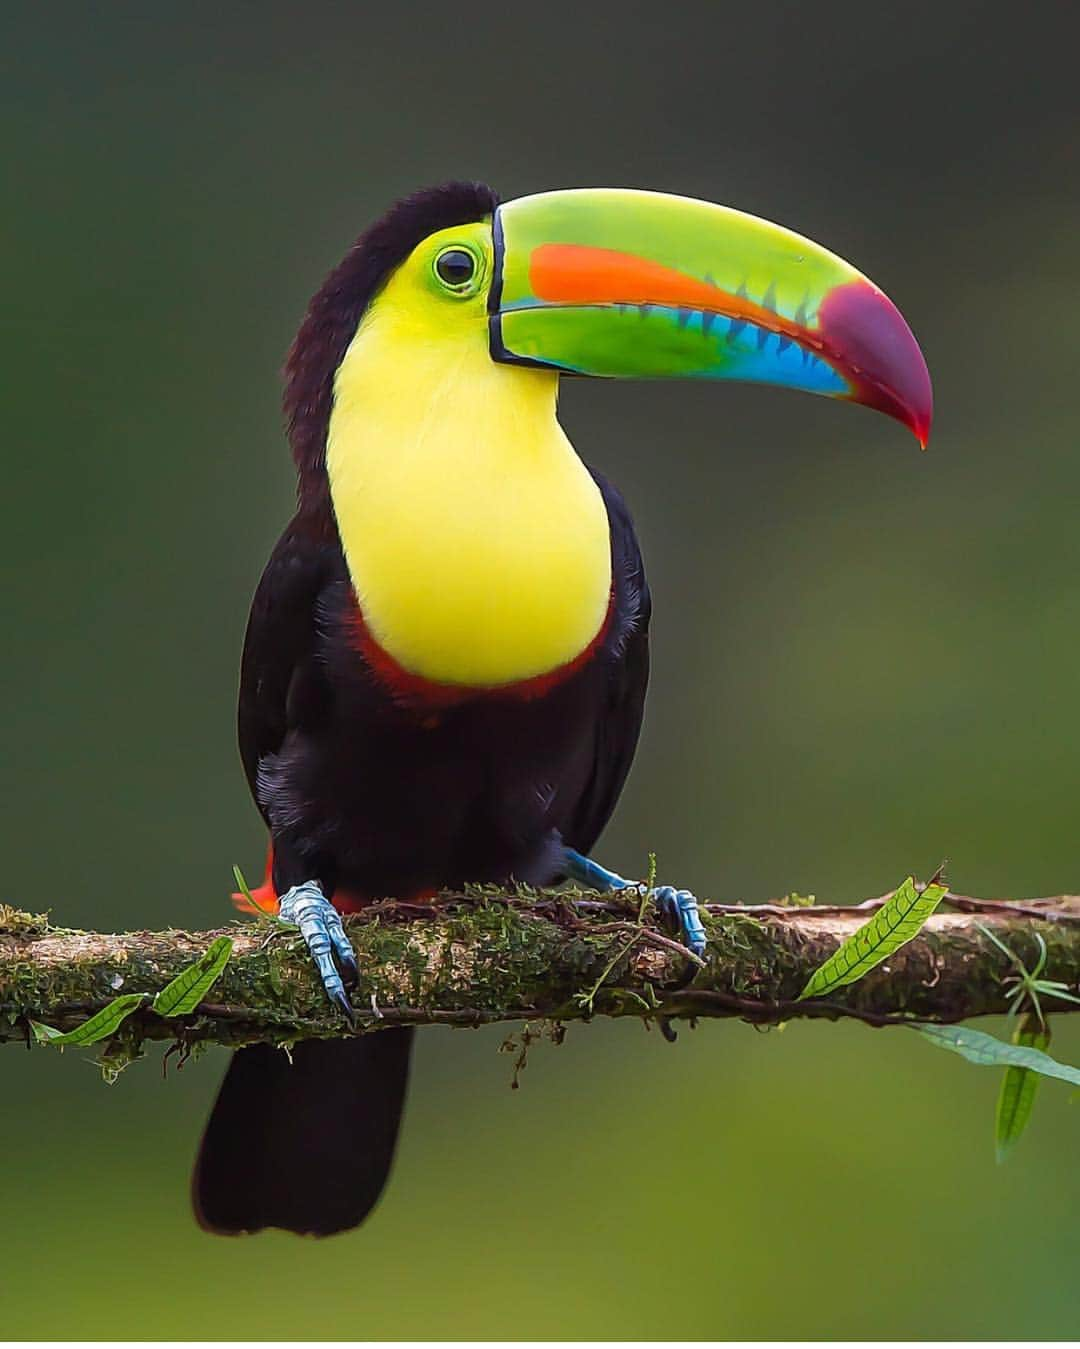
[434,248,477,290]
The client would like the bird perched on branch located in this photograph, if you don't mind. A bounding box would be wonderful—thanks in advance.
[193,181,932,1236]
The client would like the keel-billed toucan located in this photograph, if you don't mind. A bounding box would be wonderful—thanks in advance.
[193,182,932,1236]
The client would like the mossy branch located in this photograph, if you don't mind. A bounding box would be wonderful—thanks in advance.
[3,886,1080,1062]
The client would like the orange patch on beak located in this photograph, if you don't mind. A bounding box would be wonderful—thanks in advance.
[528,243,816,347]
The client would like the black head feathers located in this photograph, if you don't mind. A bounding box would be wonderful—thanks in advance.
[284,181,499,509]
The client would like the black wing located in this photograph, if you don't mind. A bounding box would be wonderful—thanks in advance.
[562,470,651,856]
[237,517,335,819]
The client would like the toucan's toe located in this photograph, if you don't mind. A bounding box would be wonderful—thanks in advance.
[653,885,707,959]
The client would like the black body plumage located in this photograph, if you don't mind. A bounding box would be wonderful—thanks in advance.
[194,184,651,1236]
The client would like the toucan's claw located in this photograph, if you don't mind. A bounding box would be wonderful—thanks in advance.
[277,881,358,1021]
[331,987,357,1030]
[652,885,707,959]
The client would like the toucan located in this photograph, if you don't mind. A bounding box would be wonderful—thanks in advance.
[193,181,932,1236]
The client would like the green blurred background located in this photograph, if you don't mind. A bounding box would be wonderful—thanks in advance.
[4,1,1080,1337]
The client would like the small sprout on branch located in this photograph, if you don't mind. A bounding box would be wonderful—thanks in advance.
[638,851,659,924]
[975,922,1080,1028]
[232,863,256,909]
[573,852,704,1016]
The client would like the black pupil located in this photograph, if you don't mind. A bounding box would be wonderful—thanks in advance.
[436,249,475,287]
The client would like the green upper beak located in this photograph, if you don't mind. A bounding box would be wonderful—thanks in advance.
[489,188,932,447]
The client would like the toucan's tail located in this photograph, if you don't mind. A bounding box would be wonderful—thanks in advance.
[193,1030,413,1237]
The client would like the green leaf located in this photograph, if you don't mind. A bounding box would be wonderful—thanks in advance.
[151,936,233,1017]
[798,876,947,1000]
[996,1014,1050,1163]
[913,1022,1080,1086]
[30,993,147,1047]
[233,864,255,907]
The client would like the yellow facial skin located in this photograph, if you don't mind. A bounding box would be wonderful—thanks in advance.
[326,221,613,688]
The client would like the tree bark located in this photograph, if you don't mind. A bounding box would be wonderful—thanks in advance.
[3,888,1080,1064]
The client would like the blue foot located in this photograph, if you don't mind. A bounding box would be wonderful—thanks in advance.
[278,882,358,1023]
[652,886,707,960]
[563,849,707,959]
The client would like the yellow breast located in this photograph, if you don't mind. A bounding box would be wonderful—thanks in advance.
[326,308,612,688]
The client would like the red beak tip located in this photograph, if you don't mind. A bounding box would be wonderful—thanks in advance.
[820,279,932,452]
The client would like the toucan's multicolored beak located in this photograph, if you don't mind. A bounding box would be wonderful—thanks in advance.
[489,188,932,447]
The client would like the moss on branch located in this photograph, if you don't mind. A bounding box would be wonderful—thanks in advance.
[2,886,1080,1073]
